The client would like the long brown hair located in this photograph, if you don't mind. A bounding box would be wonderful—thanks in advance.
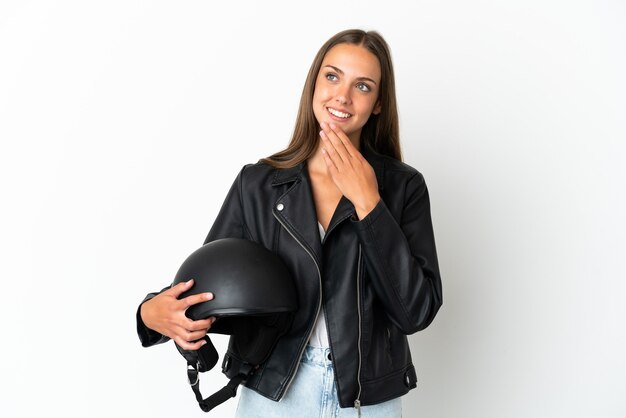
[260,29,401,168]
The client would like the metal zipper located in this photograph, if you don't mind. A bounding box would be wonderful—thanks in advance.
[273,210,323,401]
[354,244,363,417]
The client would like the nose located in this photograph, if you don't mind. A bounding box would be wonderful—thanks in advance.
[335,84,351,105]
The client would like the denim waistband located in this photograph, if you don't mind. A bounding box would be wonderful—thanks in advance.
[301,345,332,367]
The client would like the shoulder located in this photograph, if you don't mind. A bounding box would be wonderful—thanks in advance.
[233,161,271,189]
[237,160,285,179]
[235,160,303,191]
[239,161,273,177]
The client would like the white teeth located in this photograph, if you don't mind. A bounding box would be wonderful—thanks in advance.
[327,107,351,118]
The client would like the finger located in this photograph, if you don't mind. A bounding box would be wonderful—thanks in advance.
[322,126,351,165]
[167,279,194,297]
[186,328,210,341]
[320,130,345,167]
[321,147,339,174]
[184,317,215,332]
[181,291,213,309]
[170,322,208,347]
[328,123,358,159]
[173,335,207,351]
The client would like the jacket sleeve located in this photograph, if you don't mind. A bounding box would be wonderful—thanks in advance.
[350,172,442,334]
[136,165,250,347]
[203,164,252,244]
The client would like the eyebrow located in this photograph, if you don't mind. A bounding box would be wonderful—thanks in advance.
[323,65,378,85]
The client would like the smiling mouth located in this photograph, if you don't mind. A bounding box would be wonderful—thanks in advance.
[326,107,352,119]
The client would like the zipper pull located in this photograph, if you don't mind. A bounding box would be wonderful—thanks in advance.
[354,399,361,418]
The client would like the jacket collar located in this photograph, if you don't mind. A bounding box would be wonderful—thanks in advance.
[271,162,305,187]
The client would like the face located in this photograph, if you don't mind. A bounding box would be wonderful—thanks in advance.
[312,43,382,144]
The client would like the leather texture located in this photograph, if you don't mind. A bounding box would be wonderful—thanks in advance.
[137,145,442,408]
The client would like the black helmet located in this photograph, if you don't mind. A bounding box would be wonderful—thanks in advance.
[171,238,297,413]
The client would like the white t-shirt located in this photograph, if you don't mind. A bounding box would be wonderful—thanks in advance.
[308,222,330,348]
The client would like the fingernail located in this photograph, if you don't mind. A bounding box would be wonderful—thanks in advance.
[186,279,193,284]
[330,122,336,129]
[205,292,213,300]
[320,121,327,129]
[201,340,207,346]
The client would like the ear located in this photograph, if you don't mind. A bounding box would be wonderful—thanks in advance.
[372,100,382,115]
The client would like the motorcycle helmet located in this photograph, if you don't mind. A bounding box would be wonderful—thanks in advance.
[170,238,297,413]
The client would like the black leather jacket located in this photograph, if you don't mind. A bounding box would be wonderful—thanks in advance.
[137,146,442,408]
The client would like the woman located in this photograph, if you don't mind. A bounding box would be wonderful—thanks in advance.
[137,29,442,417]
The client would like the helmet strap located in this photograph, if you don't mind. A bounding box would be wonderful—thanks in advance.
[190,366,248,413]
[185,338,256,413]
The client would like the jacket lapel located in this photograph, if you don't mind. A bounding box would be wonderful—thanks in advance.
[271,162,324,267]
[325,195,354,241]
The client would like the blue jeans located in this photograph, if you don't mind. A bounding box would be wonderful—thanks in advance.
[235,345,402,418]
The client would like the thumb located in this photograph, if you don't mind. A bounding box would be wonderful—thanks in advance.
[168,279,194,297]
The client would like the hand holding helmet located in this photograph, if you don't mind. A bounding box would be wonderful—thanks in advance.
[140,279,216,351]
[167,238,297,413]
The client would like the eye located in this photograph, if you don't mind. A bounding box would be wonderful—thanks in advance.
[325,72,338,81]
[356,82,371,93]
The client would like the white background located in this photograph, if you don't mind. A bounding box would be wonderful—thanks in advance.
[1,1,625,417]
